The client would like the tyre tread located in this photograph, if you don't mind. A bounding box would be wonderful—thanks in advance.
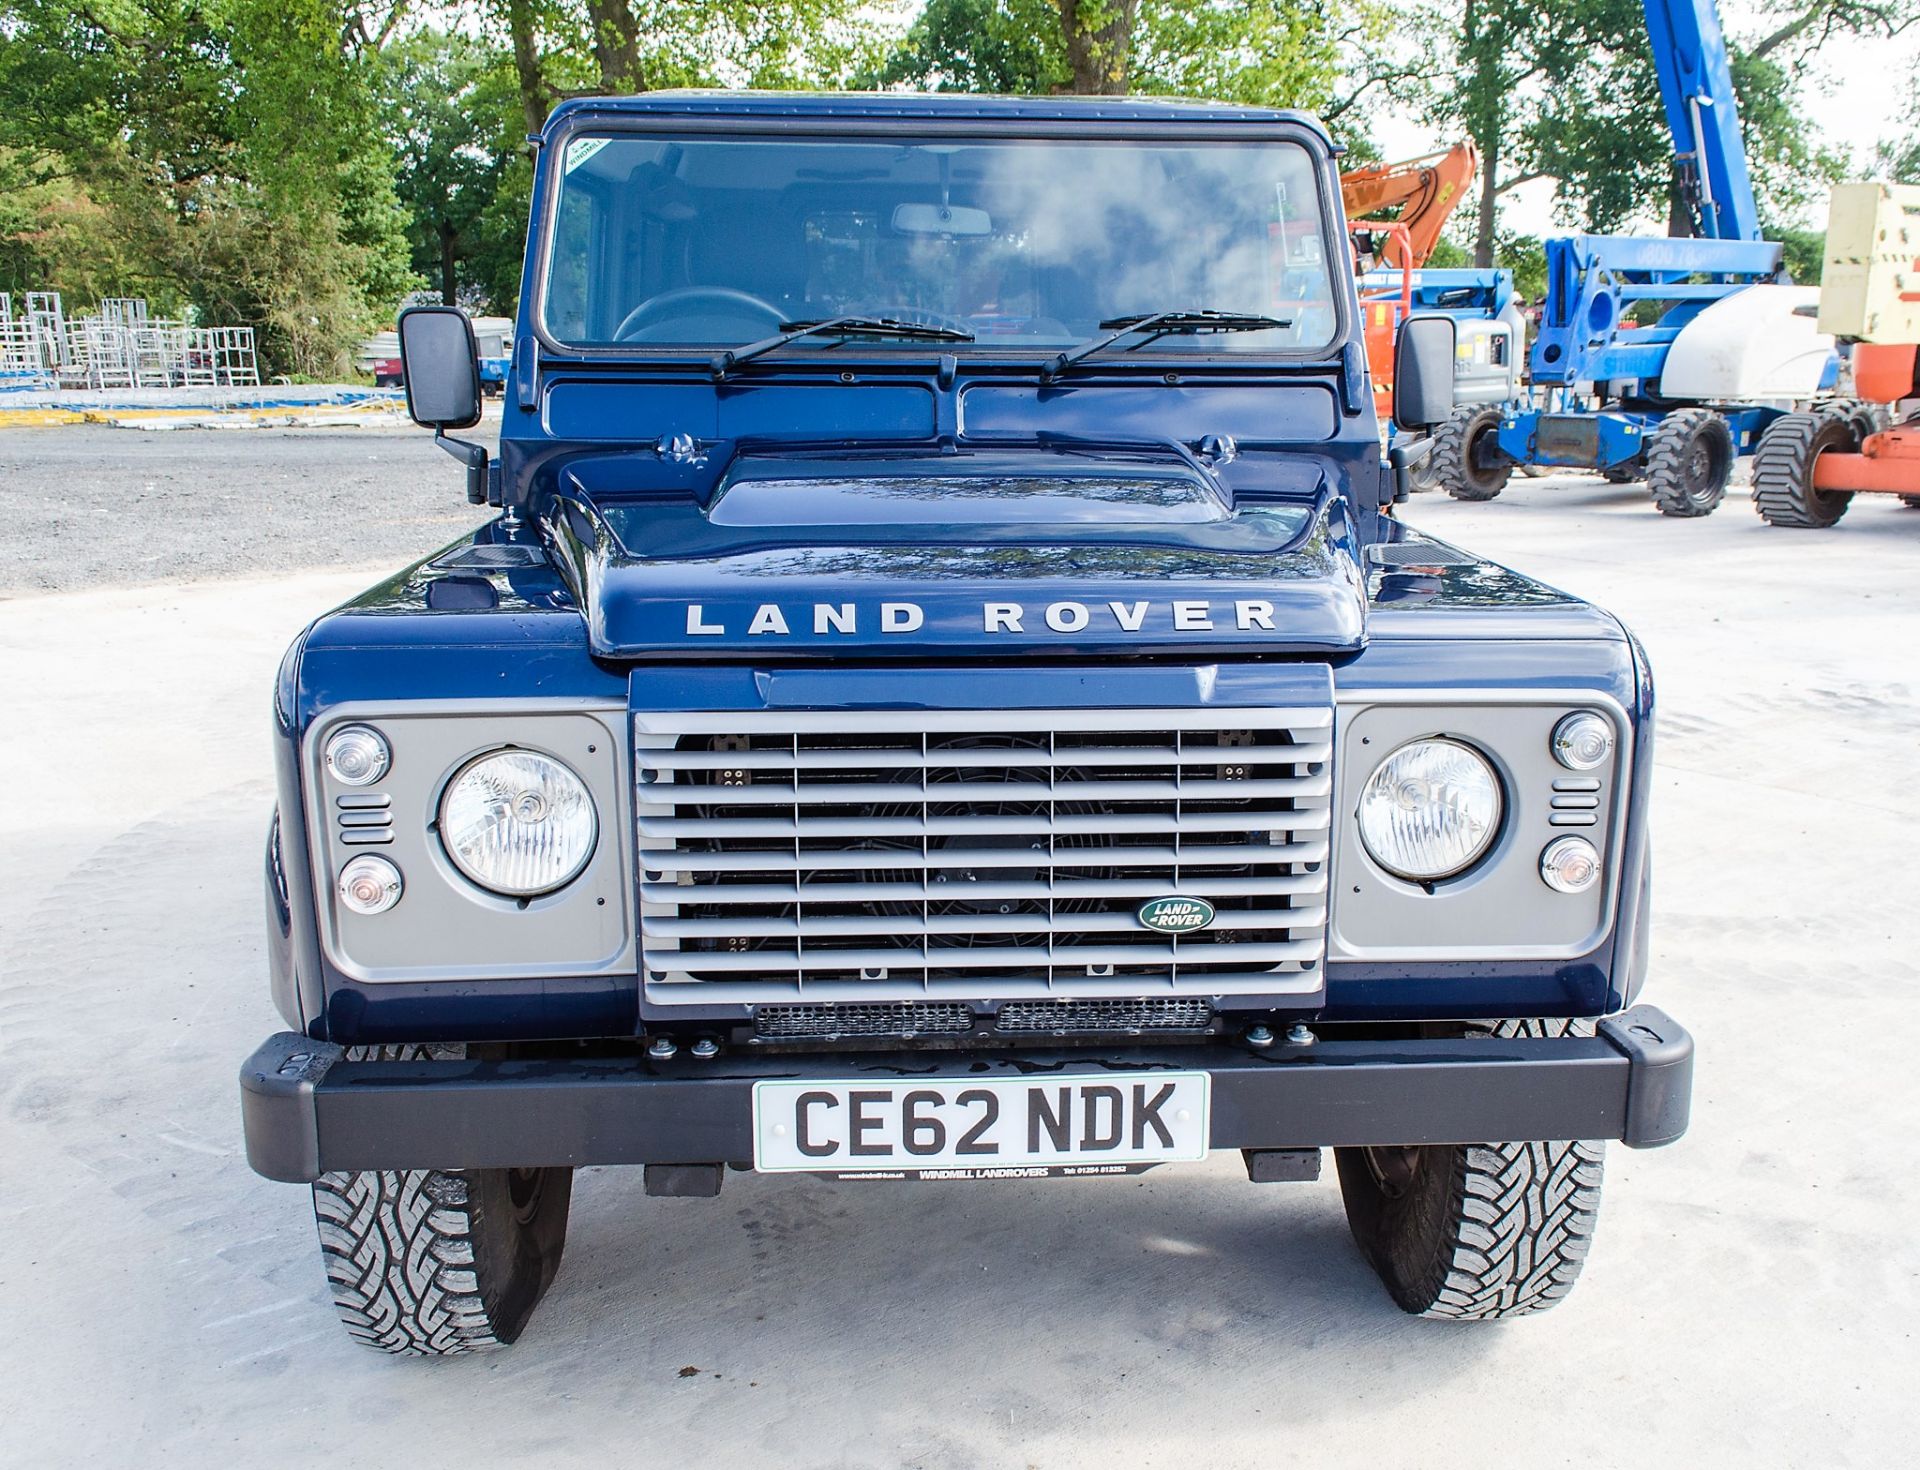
[312,1168,506,1355]
[309,1042,513,1356]
[1645,407,1733,518]
[1752,410,1855,528]
[1432,404,1511,501]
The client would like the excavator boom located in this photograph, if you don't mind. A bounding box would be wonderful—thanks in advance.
[1341,143,1479,268]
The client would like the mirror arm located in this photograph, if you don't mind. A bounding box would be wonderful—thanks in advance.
[434,428,489,505]
[1385,438,1431,507]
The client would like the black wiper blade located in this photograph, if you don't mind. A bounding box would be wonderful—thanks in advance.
[1040,309,1293,381]
[710,315,974,380]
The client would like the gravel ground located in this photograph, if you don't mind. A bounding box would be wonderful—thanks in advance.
[0,424,489,596]
[1,432,1918,1468]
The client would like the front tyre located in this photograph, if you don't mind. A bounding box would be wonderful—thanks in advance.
[1432,404,1514,501]
[1335,1139,1604,1319]
[1334,1019,1604,1320]
[1645,407,1735,517]
[313,1166,573,1354]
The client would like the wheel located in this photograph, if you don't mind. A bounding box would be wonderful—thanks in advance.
[1644,408,1735,517]
[1334,1020,1604,1320]
[1600,461,1641,484]
[309,1049,572,1354]
[1901,495,1920,510]
[1431,404,1513,501]
[1752,411,1859,528]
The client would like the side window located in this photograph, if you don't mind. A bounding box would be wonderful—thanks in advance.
[546,185,596,342]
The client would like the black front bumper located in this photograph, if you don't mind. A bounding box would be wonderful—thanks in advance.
[240,1006,1693,1183]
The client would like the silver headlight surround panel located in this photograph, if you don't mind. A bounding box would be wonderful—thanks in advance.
[304,703,634,984]
[1330,692,1631,962]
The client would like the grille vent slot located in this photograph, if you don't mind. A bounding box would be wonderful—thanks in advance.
[430,544,549,570]
[1367,541,1478,567]
[336,793,393,846]
[636,707,1332,1005]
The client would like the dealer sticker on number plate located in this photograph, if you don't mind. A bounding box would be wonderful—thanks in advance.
[751,1072,1210,1178]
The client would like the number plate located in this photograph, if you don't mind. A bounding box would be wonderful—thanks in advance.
[751,1073,1211,1178]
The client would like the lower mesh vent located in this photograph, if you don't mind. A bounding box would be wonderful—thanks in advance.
[996,999,1214,1034]
[756,1002,975,1040]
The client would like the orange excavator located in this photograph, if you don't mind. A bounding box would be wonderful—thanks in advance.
[1341,143,1480,269]
[1340,144,1480,412]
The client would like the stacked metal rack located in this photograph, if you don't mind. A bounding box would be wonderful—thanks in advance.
[0,291,260,391]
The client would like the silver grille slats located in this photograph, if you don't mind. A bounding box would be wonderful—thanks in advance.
[635,708,1331,1004]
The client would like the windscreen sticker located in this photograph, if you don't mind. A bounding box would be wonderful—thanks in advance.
[565,137,610,173]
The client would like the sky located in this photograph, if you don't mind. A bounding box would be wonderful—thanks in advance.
[1367,1,1920,237]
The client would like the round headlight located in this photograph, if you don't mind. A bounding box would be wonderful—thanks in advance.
[325,725,390,786]
[1357,737,1503,881]
[338,854,403,915]
[439,749,596,896]
[1540,835,1602,894]
[1551,712,1615,771]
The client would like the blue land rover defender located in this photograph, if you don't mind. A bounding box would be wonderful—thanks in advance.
[241,92,1692,1354]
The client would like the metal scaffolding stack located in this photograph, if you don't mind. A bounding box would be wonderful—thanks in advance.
[0,291,260,392]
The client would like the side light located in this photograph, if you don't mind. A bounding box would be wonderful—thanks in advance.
[1551,712,1615,771]
[338,854,404,914]
[325,725,391,786]
[1539,836,1602,894]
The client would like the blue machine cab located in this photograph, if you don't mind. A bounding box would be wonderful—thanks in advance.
[238,90,1692,1354]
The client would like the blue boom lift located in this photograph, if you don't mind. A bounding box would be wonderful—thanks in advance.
[1431,0,1839,516]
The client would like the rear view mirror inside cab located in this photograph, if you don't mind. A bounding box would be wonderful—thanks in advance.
[892,202,993,237]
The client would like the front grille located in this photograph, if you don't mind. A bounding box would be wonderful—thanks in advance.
[996,999,1213,1034]
[635,707,1331,1005]
[755,1002,975,1039]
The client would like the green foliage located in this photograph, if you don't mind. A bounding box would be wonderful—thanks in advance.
[871,0,1066,92]
[1877,80,1920,183]
[1493,230,1545,301]
[874,0,1389,118]
[0,0,420,375]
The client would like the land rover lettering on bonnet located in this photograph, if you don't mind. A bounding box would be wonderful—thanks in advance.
[239,91,1692,1354]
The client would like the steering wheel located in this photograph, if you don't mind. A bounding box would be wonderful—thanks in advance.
[614,287,784,342]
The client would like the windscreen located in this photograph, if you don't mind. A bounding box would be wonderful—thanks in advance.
[542,132,1339,354]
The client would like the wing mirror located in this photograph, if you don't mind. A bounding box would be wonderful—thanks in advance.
[1392,313,1458,432]
[398,305,489,504]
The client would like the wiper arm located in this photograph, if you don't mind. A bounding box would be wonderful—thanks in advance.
[1039,309,1293,381]
[710,316,974,380]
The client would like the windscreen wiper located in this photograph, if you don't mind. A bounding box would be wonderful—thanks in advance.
[1039,309,1293,381]
[711,316,975,380]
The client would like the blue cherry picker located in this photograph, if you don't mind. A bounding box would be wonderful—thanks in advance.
[1431,0,1839,515]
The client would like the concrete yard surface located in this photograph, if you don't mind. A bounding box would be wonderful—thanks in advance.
[0,431,1917,1468]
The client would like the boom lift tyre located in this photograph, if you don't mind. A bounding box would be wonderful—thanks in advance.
[1433,403,1513,501]
[1751,411,1859,528]
[1645,407,1735,517]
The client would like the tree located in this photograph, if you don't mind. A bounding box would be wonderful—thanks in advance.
[375,32,521,305]
[1432,0,1919,261]
[875,0,1397,129]
[0,0,418,375]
